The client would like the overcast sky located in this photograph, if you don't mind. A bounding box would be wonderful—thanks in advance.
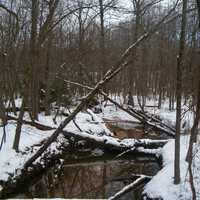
[105,0,173,24]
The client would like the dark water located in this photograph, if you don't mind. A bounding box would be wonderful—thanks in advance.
[19,156,159,199]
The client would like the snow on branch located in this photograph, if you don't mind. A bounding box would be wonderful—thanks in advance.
[108,175,151,200]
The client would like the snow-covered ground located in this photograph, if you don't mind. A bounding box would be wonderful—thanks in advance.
[100,97,200,200]
[0,97,199,199]
[144,135,200,200]
[142,100,200,200]
[0,122,52,181]
[0,109,113,183]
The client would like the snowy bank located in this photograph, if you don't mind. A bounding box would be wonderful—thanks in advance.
[0,110,112,183]
[144,136,200,200]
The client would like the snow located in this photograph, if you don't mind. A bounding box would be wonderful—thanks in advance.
[144,135,200,200]
[0,110,113,184]
[0,122,53,181]
[0,98,164,189]
[1,97,198,199]
[144,99,194,132]
[100,96,200,200]
[98,103,140,123]
[0,105,137,187]
[109,175,146,200]
[139,98,200,200]
[37,109,113,136]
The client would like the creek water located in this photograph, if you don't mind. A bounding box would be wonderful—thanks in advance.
[18,155,160,199]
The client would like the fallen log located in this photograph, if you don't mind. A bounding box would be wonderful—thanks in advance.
[105,97,175,137]
[62,130,167,154]
[109,174,152,183]
[5,106,47,113]
[60,79,175,137]
[128,107,176,134]
[7,115,55,131]
[108,175,151,200]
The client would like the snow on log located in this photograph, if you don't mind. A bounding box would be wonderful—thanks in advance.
[108,175,151,200]
[62,130,167,154]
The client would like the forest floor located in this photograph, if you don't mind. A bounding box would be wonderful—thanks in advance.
[0,97,199,199]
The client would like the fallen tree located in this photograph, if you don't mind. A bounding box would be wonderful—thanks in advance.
[108,175,151,200]
[23,1,179,169]
[7,115,55,131]
[60,79,175,137]
[62,130,167,153]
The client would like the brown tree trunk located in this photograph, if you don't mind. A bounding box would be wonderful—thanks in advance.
[128,0,141,106]
[174,0,187,185]
[44,35,53,116]
[30,0,39,120]
[185,1,200,199]
[12,97,26,152]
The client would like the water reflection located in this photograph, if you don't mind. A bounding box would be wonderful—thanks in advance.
[25,158,159,199]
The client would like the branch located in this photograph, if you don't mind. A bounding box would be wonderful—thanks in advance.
[0,3,18,20]
[43,5,95,43]
[0,2,19,41]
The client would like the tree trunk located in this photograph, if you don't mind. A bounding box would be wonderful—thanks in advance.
[12,97,26,152]
[185,1,200,199]
[30,0,39,120]
[174,0,187,185]
[128,0,141,105]
[44,35,53,116]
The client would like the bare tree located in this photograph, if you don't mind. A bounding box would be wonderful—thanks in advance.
[185,0,200,199]
[174,0,188,185]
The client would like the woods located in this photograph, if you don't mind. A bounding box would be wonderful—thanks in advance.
[0,0,200,199]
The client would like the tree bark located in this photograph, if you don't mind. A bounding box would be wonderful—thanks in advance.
[174,0,187,185]
[185,1,200,199]
[12,98,26,152]
[29,0,39,120]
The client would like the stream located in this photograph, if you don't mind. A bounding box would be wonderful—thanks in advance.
[15,120,167,199]
[17,155,160,199]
